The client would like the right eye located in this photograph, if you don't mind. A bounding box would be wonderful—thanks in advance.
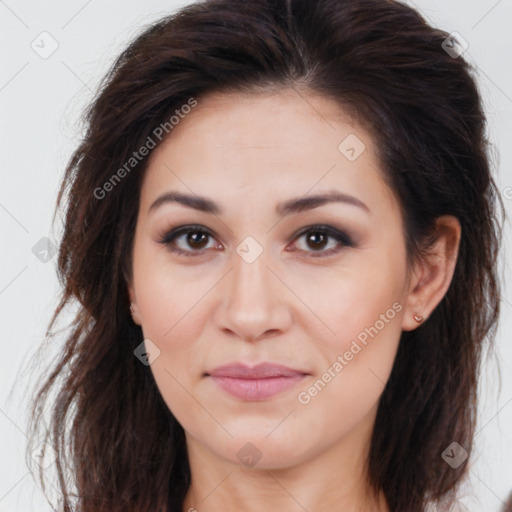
[157,225,221,257]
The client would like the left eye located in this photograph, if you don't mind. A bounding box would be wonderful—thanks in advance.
[291,226,353,257]
[158,224,353,258]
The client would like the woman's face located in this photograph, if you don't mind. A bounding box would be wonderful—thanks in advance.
[128,89,415,470]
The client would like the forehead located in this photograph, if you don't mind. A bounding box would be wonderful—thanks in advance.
[154,88,359,157]
[139,89,399,219]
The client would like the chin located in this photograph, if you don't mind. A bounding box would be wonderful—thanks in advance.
[216,429,313,470]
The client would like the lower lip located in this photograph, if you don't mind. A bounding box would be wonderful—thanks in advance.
[209,374,306,401]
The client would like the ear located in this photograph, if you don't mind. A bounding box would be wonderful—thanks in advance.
[401,215,461,332]
[127,282,142,326]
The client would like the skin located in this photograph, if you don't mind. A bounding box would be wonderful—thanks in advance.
[128,88,461,512]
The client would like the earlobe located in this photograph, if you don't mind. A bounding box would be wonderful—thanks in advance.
[129,302,142,325]
[401,215,461,332]
[128,284,141,325]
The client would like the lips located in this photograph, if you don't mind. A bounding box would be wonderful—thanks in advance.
[206,363,308,401]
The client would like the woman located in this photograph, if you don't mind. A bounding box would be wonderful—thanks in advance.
[26,0,505,511]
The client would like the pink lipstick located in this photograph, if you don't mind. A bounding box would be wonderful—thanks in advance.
[206,363,308,401]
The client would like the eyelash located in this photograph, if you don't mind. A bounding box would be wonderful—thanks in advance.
[157,224,354,258]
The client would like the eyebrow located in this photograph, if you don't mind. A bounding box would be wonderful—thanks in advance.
[148,190,370,216]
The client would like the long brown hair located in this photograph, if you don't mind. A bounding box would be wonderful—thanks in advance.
[26,0,505,510]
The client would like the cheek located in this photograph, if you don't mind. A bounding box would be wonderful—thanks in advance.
[137,285,206,374]
[295,251,406,410]
[301,259,405,351]
[295,307,403,439]
[135,268,210,425]
[133,246,212,345]
[132,264,213,423]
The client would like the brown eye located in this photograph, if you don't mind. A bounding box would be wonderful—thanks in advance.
[158,225,219,257]
[291,225,354,258]
[185,231,209,249]
[158,224,354,258]
[305,232,329,250]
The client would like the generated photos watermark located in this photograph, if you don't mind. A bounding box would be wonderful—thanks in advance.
[297,301,403,405]
[94,97,198,200]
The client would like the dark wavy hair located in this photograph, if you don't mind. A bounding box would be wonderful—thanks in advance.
[25,0,505,511]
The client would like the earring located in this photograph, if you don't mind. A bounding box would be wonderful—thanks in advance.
[413,314,423,323]
[130,304,135,316]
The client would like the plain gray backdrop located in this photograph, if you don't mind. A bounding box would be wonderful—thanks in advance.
[0,1,511,510]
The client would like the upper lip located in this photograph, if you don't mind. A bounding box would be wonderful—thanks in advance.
[206,363,308,379]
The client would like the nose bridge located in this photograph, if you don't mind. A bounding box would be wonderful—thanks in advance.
[229,243,275,311]
[218,240,291,340]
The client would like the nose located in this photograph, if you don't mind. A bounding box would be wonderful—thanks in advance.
[214,248,292,343]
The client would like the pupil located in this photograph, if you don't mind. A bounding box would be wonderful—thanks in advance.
[308,232,327,250]
[189,232,207,248]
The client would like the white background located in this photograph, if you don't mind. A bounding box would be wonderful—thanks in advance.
[0,1,511,510]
